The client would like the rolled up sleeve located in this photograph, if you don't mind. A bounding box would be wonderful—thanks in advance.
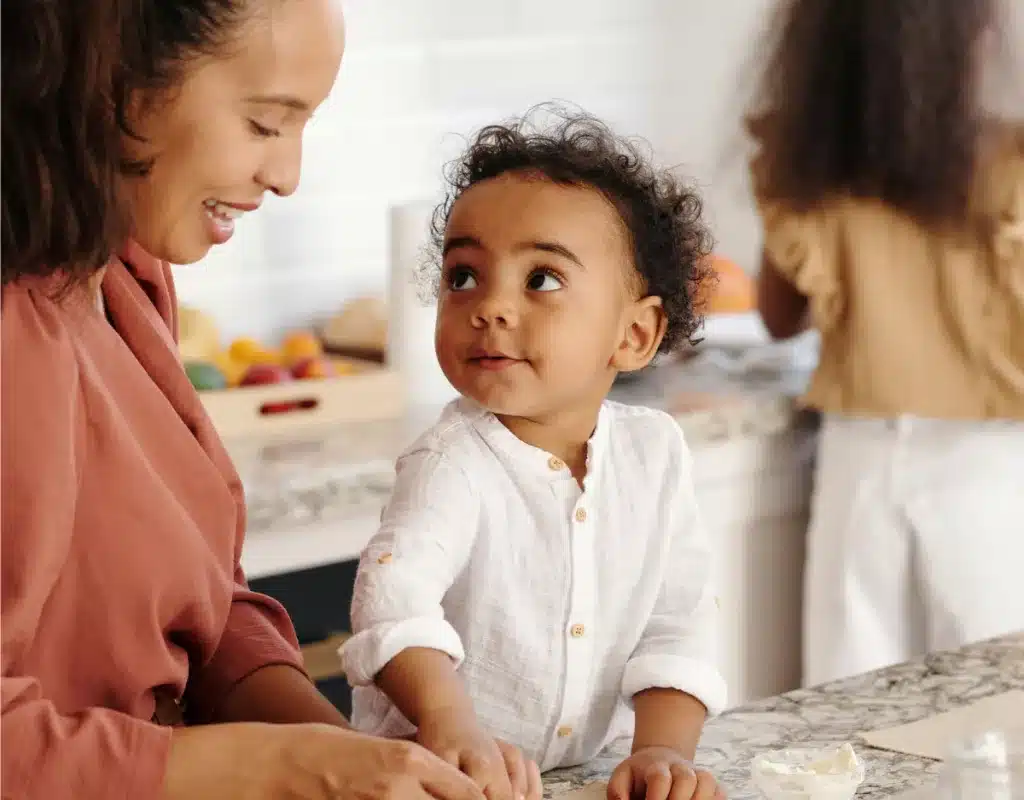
[621,429,728,716]
[340,449,478,687]
[184,567,307,721]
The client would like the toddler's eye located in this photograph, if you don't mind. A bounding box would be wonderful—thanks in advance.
[526,270,563,292]
[447,267,478,291]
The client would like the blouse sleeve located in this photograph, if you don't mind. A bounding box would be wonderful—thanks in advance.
[1,286,172,800]
[183,567,309,722]
[748,123,844,333]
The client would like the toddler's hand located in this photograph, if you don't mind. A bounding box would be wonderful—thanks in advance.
[417,709,540,800]
[607,746,724,800]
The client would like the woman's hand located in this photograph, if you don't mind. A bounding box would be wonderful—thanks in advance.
[162,722,485,800]
[416,709,540,800]
[606,746,724,800]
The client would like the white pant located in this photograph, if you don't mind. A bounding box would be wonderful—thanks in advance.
[803,414,1024,687]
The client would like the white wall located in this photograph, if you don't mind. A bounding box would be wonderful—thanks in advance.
[173,0,774,343]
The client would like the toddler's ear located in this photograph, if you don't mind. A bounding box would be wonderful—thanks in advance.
[611,296,666,373]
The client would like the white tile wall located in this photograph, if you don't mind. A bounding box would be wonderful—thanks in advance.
[173,0,775,343]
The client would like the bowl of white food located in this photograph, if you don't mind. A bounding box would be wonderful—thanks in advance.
[751,742,866,800]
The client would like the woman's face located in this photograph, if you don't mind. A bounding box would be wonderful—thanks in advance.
[124,0,345,265]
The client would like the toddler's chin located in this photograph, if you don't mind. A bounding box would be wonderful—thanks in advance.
[462,386,536,418]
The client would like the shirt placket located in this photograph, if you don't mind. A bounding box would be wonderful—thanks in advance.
[543,484,597,770]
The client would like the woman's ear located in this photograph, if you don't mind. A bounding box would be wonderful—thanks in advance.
[611,295,667,373]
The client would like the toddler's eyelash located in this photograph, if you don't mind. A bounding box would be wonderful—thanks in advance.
[444,264,475,284]
[529,267,565,285]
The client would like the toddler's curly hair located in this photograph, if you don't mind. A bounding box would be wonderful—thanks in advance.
[426,106,715,353]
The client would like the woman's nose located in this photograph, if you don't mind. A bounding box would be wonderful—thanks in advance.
[257,137,303,198]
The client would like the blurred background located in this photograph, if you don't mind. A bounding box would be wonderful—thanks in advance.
[173,0,781,342]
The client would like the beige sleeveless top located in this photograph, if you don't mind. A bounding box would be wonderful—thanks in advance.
[750,121,1024,419]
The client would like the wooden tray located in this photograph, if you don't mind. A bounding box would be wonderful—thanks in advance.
[198,358,404,440]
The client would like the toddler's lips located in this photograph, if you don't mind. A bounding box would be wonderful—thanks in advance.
[468,354,524,371]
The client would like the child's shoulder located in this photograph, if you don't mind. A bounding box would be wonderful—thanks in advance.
[602,401,691,463]
[399,398,492,462]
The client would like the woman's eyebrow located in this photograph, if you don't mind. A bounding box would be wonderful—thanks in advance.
[244,93,310,112]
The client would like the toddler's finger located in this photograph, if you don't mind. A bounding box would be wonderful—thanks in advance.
[642,762,672,800]
[462,752,512,800]
[499,743,528,799]
[606,762,633,800]
[690,769,719,800]
[665,762,696,800]
[524,760,542,800]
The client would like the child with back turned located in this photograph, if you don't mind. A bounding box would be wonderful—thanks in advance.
[340,111,728,800]
[748,0,1024,687]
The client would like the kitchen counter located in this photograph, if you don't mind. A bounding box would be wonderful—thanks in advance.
[544,632,1024,799]
[230,345,816,542]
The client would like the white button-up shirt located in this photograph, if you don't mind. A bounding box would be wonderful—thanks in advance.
[340,399,726,771]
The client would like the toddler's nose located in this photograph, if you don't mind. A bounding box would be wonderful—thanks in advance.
[471,294,519,328]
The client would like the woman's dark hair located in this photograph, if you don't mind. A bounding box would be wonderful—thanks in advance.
[1,0,249,286]
[427,108,714,353]
[749,0,1002,227]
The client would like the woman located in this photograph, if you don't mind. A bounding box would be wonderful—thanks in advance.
[1,2,538,798]
[747,0,1023,686]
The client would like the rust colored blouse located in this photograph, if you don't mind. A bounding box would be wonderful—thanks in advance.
[1,243,307,799]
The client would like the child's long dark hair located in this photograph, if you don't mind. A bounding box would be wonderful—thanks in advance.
[749,0,1009,227]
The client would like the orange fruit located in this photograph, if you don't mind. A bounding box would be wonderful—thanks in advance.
[228,337,280,366]
[705,254,755,315]
[280,330,323,366]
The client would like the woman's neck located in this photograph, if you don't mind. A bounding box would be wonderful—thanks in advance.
[88,267,107,310]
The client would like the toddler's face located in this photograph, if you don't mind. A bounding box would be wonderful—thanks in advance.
[434,172,646,419]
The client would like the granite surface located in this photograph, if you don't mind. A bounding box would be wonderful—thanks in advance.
[228,349,816,534]
[543,633,1024,799]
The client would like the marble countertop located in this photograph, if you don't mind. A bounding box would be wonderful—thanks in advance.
[229,348,816,536]
[544,632,1024,798]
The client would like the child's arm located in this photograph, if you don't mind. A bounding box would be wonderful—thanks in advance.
[630,687,706,759]
[619,424,726,733]
[340,448,533,800]
[341,448,478,708]
[376,646,475,729]
[608,421,727,800]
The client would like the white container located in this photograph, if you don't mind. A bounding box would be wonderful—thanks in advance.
[937,728,1024,800]
[387,201,460,408]
[751,743,866,800]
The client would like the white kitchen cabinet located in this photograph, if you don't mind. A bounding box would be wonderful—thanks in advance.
[692,429,816,706]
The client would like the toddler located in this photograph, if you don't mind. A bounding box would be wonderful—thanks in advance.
[340,111,727,800]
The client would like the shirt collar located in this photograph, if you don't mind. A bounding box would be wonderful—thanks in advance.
[460,397,611,484]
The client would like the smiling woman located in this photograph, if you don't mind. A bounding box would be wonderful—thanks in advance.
[0,2,487,800]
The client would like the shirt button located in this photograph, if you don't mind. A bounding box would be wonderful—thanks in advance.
[556,725,573,738]
[570,623,585,638]
[377,552,393,565]
[547,456,564,471]
[575,508,587,523]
